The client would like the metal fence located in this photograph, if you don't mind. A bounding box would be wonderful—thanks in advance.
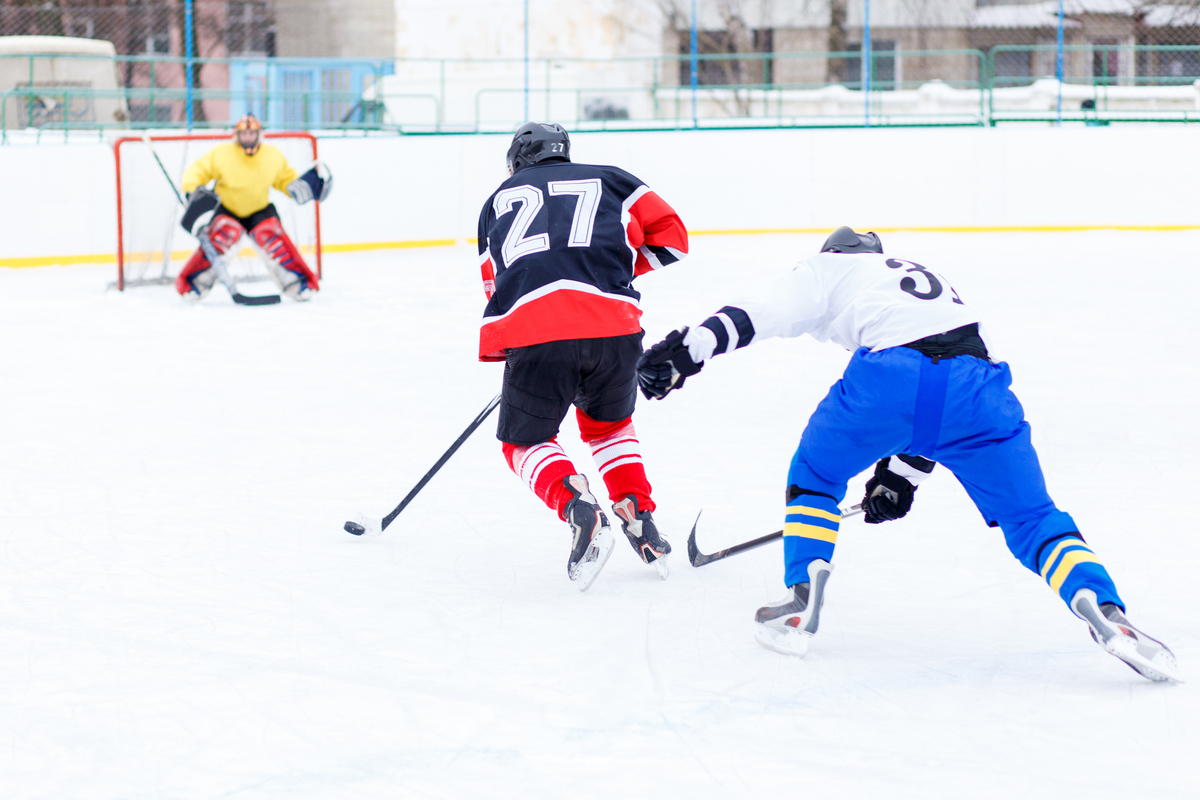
[6,45,1200,141]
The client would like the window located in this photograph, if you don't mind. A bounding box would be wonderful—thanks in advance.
[993,49,1032,82]
[226,1,275,57]
[846,41,897,89]
[321,69,351,125]
[1092,38,1119,83]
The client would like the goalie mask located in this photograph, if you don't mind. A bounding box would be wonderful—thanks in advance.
[506,122,570,176]
[234,114,262,155]
[820,226,883,255]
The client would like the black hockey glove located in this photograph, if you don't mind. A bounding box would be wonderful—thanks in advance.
[180,185,219,237]
[636,327,703,400]
[862,456,932,524]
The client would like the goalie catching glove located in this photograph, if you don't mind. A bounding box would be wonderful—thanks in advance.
[636,327,704,400]
[287,161,333,205]
[862,454,936,524]
[180,185,220,237]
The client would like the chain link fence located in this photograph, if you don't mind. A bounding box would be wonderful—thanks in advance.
[1,0,272,125]
[4,1,1200,134]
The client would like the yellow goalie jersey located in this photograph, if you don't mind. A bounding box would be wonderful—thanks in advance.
[180,141,299,219]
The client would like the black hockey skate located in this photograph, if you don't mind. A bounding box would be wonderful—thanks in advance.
[563,475,615,592]
[611,495,670,579]
[753,559,834,657]
[1071,589,1181,683]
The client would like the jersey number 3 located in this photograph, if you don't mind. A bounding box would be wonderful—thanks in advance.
[493,179,603,266]
[886,258,964,304]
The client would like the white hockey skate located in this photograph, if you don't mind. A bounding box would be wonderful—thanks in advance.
[753,559,834,657]
[1071,589,1181,683]
[563,475,615,592]
[611,495,670,579]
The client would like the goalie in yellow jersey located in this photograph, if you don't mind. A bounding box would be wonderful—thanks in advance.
[175,114,331,301]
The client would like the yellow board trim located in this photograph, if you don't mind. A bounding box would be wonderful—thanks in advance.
[1039,539,1085,579]
[6,226,1200,269]
[783,522,838,544]
[322,239,459,253]
[1048,550,1103,594]
[785,505,842,523]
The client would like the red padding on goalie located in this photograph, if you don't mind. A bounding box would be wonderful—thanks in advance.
[175,214,245,295]
[249,216,319,291]
[208,214,245,254]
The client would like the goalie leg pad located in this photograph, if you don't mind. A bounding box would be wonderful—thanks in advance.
[175,214,244,297]
[249,216,319,298]
[175,248,217,297]
[207,213,245,254]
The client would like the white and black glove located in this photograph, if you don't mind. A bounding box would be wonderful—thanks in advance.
[862,454,936,524]
[287,161,333,204]
[180,185,219,236]
[637,327,704,400]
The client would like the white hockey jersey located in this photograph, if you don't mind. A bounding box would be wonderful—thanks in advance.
[686,251,985,362]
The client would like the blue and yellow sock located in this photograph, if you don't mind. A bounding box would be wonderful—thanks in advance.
[783,490,841,587]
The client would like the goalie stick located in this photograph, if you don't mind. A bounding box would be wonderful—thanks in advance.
[344,393,502,536]
[141,133,281,306]
[687,504,864,568]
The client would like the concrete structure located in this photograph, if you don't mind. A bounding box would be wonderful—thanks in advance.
[275,0,396,59]
[0,35,128,130]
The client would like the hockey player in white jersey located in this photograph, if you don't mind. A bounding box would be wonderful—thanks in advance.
[637,227,1179,682]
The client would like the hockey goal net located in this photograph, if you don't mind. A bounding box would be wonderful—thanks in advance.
[113,132,323,290]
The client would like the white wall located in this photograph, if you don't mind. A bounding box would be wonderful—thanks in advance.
[2,124,1199,264]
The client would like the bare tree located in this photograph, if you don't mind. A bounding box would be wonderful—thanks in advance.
[827,0,847,82]
[648,0,770,115]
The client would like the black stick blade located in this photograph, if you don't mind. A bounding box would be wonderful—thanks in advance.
[232,293,282,306]
[687,511,716,567]
[344,521,366,536]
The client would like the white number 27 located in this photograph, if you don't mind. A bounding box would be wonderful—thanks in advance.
[493,178,602,266]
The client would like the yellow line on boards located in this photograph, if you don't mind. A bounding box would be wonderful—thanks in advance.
[4,226,1199,269]
[322,239,459,253]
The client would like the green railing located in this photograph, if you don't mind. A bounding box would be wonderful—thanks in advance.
[3,45,1200,141]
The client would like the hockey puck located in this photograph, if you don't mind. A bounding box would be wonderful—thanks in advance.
[344,521,366,536]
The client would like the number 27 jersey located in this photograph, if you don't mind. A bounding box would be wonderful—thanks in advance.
[476,161,688,361]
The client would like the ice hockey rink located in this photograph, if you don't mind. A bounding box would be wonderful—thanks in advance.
[1,230,1196,799]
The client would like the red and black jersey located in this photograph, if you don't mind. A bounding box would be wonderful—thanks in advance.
[476,161,688,361]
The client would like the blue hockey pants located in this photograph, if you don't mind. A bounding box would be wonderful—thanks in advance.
[783,346,1122,611]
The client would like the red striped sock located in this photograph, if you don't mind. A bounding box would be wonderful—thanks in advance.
[576,410,654,513]
[502,439,577,519]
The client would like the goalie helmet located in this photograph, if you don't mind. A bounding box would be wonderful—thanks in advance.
[506,122,570,176]
[820,226,883,254]
[234,114,262,156]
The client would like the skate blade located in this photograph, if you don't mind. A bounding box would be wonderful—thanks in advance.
[651,554,669,580]
[1105,636,1183,683]
[754,623,811,658]
[570,528,615,592]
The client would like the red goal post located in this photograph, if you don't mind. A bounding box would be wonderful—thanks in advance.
[113,132,323,291]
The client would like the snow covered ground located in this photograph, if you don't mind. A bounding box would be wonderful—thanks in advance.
[1,232,1197,799]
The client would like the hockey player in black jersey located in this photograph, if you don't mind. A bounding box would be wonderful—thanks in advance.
[476,123,689,591]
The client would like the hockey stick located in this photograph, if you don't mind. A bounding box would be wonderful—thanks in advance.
[141,133,281,306]
[687,504,865,568]
[344,393,503,535]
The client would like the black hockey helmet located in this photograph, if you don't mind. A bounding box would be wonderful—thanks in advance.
[820,226,883,254]
[506,122,570,175]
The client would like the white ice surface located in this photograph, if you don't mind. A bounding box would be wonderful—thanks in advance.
[1,232,1197,799]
